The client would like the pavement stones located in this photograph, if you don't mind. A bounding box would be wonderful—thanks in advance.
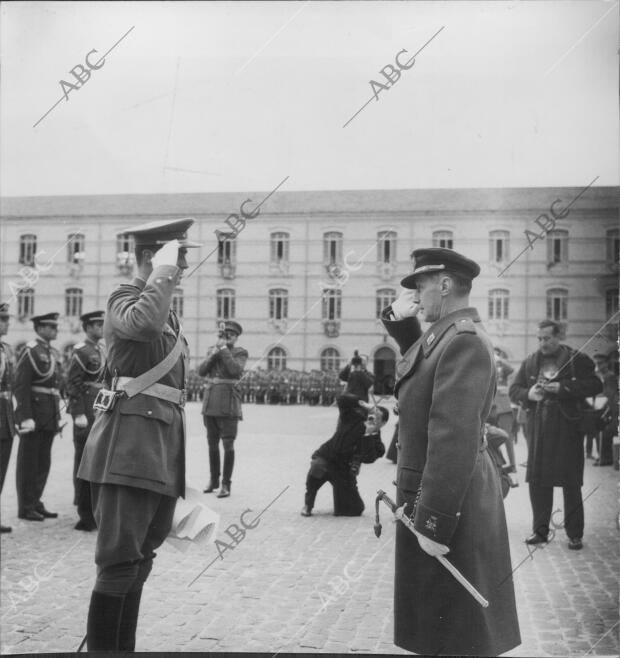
[1,402,618,655]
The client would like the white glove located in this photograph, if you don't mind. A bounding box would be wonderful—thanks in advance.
[151,239,180,268]
[413,528,450,557]
[74,414,88,429]
[20,419,35,433]
[528,384,544,402]
[391,290,420,320]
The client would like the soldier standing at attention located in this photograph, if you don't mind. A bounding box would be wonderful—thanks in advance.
[0,303,16,533]
[381,248,520,656]
[199,320,248,498]
[77,219,200,651]
[14,312,63,522]
[67,310,105,531]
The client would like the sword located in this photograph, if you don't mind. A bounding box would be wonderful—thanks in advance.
[374,489,489,608]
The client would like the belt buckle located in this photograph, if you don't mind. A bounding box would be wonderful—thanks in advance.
[179,389,186,408]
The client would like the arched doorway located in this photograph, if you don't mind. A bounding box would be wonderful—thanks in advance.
[373,346,396,396]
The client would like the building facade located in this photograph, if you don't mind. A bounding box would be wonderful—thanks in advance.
[1,187,617,389]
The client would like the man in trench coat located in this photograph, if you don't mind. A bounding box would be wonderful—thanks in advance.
[381,247,520,656]
[78,218,200,651]
[509,319,602,550]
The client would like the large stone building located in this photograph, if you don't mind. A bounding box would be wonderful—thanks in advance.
[1,186,617,391]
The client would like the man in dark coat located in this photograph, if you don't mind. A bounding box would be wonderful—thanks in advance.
[66,310,106,531]
[14,312,63,522]
[301,393,388,517]
[199,320,248,498]
[78,218,200,651]
[0,303,16,533]
[339,351,374,402]
[381,247,520,657]
[509,320,602,550]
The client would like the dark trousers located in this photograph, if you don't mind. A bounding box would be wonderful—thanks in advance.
[16,430,55,515]
[597,425,614,464]
[74,425,95,524]
[91,483,177,595]
[529,483,584,540]
[204,415,238,485]
[1,436,13,493]
[304,459,364,516]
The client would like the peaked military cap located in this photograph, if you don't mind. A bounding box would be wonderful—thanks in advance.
[401,247,481,289]
[0,303,9,318]
[31,312,60,327]
[223,320,243,336]
[119,218,202,248]
[80,310,105,324]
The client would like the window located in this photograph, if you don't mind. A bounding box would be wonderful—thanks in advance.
[320,347,341,372]
[323,232,343,265]
[488,289,509,320]
[432,230,453,250]
[322,289,342,320]
[546,288,568,321]
[65,287,83,317]
[607,229,619,266]
[270,232,289,264]
[17,288,34,318]
[489,231,509,263]
[116,234,135,269]
[267,346,287,371]
[67,233,85,263]
[172,288,184,318]
[377,231,396,264]
[376,288,397,319]
[216,288,235,319]
[218,238,236,265]
[547,230,568,265]
[19,234,37,266]
[116,234,134,256]
[606,289,619,318]
[269,288,288,320]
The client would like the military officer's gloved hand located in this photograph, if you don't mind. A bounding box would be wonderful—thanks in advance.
[151,239,180,268]
[391,290,420,320]
[20,419,35,433]
[413,527,450,557]
[528,384,544,402]
[74,414,88,428]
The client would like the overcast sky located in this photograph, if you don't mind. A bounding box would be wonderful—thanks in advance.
[1,0,617,197]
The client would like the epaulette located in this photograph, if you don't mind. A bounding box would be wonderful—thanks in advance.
[26,340,38,348]
[455,317,477,334]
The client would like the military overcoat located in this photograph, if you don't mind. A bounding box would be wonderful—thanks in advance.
[198,346,248,418]
[382,307,520,657]
[509,345,601,487]
[78,266,188,498]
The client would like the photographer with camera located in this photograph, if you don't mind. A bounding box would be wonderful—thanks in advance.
[339,350,374,402]
[199,320,248,498]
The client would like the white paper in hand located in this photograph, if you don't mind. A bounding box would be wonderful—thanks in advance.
[165,486,220,553]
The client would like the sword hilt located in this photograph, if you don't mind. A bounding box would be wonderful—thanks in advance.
[374,489,398,537]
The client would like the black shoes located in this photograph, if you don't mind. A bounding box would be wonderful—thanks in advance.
[300,506,312,517]
[217,484,231,498]
[36,507,58,518]
[203,479,220,493]
[568,538,583,550]
[0,525,12,533]
[18,510,45,521]
[75,520,97,532]
[525,533,548,545]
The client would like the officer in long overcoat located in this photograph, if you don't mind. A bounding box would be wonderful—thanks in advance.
[199,320,248,497]
[66,310,106,531]
[14,312,63,522]
[509,320,601,549]
[381,247,520,657]
[78,219,200,651]
[0,303,16,532]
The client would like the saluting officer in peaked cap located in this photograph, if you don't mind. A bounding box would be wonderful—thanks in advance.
[401,247,481,290]
[119,217,202,249]
[223,320,243,336]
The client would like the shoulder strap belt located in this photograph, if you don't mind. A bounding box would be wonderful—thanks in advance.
[116,377,184,405]
[117,334,184,399]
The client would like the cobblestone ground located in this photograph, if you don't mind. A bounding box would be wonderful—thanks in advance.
[1,402,618,656]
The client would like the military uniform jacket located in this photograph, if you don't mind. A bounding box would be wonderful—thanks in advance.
[509,345,601,487]
[78,265,188,498]
[199,346,248,418]
[382,306,520,657]
[0,340,15,441]
[14,338,62,433]
[67,338,106,425]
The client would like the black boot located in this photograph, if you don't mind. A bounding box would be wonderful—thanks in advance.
[217,483,231,498]
[86,591,125,650]
[203,478,220,493]
[118,588,142,651]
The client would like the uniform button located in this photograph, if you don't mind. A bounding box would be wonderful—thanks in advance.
[147,410,153,415]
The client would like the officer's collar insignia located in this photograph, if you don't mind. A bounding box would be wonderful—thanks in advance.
[426,333,435,346]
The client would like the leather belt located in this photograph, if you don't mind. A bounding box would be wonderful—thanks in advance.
[86,382,104,389]
[31,386,60,396]
[0,391,12,400]
[207,377,239,385]
[116,377,185,407]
